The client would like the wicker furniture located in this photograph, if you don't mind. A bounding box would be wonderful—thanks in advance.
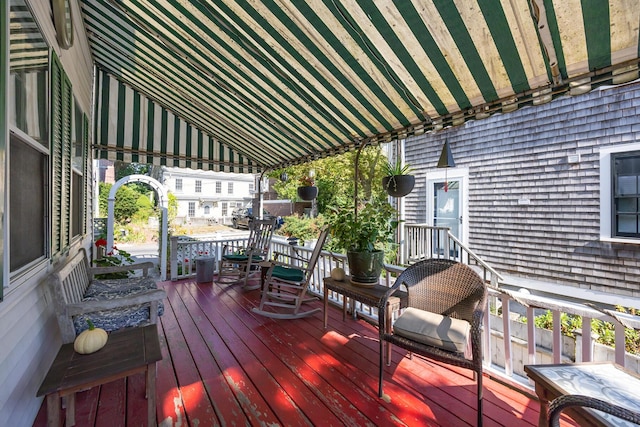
[322,276,407,328]
[252,227,330,319]
[548,395,640,426]
[49,248,166,343]
[218,217,277,289]
[525,362,640,427]
[378,258,487,427]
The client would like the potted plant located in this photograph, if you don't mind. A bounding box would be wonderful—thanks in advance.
[382,160,415,197]
[329,199,398,286]
[297,175,318,201]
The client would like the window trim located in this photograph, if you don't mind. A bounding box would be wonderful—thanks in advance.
[600,142,640,244]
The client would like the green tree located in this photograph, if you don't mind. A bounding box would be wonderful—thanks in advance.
[270,145,387,214]
[114,161,150,180]
[113,185,139,223]
[98,182,112,217]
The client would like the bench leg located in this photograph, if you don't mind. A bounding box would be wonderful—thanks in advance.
[147,362,157,427]
[46,393,61,427]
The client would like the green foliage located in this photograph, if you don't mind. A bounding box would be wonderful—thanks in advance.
[526,308,640,355]
[269,146,388,215]
[133,194,155,222]
[114,161,150,180]
[98,182,111,217]
[384,159,412,176]
[113,185,139,223]
[93,247,135,279]
[327,199,398,253]
[277,214,327,245]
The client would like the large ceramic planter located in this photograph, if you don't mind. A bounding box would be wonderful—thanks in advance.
[297,185,318,200]
[382,175,415,197]
[347,250,385,286]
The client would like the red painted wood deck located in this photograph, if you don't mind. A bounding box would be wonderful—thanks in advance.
[34,278,546,426]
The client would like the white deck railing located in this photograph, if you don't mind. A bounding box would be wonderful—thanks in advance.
[169,230,640,385]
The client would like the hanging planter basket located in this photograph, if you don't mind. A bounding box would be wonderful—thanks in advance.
[297,185,318,201]
[382,175,415,197]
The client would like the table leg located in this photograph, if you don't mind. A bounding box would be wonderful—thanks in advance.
[323,287,329,328]
[342,296,347,321]
[385,303,392,366]
[147,362,157,427]
[66,393,76,426]
[534,383,550,427]
[46,393,61,427]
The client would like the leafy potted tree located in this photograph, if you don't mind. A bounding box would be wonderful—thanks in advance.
[382,160,414,197]
[297,175,318,201]
[329,199,398,286]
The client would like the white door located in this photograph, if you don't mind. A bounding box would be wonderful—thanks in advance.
[426,167,469,257]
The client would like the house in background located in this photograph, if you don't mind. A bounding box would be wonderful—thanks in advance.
[401,81,640,299]
[2,1,640,426]
[153,166,255,226]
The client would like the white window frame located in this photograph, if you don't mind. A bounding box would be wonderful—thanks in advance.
[215,181,221,194]
[600,142,640,243]
[195,179,201,193]
[175,178,183,191]
[188,201,195,217]
[228,182,233,194]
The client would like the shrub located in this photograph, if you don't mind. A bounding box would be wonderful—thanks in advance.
[524,308,640,355]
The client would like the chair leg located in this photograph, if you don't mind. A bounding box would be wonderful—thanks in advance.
[477,369,483,427]
[378,338,385,398]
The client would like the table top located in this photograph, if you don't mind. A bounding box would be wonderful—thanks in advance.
[525,362,640,426]
[38,325,162,396]
[323,276,407,307]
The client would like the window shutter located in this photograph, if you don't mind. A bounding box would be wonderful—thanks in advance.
[51,53,72,255]
[83,113,89,235]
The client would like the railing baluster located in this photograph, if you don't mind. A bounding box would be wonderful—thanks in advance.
[553,310,561,364]
[527,306,536,366]
[501,294,513,376]
[615,321,626,365]
[581,317,593,362]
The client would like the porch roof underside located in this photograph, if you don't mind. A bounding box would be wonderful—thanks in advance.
[82,0,640,173]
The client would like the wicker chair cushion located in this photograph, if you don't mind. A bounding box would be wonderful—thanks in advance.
[393,307,471,356]
[271,265,305,282]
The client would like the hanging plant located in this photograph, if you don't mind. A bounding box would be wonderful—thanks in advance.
[297,175,318,200]
[382,160,415,197]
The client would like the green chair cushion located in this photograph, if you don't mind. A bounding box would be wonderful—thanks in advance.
[223,254,263,261]
[271,265,305,282]
[393,307,470,355]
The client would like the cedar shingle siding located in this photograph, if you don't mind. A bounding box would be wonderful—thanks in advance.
[404,83,640,297]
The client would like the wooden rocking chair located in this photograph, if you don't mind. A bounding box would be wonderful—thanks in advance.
[218,217,277,289]
[252,226,330,319]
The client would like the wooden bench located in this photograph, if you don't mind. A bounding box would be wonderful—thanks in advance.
[49,248,166,343]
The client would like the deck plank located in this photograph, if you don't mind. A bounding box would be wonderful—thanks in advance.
[33,277,546,427]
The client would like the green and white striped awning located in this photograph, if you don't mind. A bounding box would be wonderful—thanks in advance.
[82,0,640,172]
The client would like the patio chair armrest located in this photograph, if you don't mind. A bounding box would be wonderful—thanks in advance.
[89,261,155,278]
[271,250,309,262]
[66,289,167,316]
[548,394,640,427]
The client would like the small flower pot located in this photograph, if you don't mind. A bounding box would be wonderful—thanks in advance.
[297,185,318,201]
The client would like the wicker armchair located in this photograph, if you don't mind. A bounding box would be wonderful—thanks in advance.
[548,394,640,426]
[378,258,487,427]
